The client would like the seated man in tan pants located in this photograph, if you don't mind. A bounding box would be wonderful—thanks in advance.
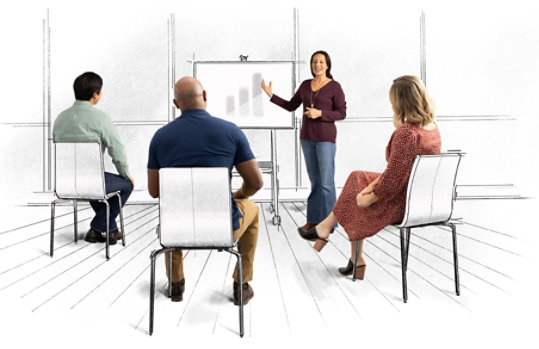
[147,76,263,305]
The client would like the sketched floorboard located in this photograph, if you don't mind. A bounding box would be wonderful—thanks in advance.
[0,199,535,342]
[289,202,402,316]
[247,203,289,337]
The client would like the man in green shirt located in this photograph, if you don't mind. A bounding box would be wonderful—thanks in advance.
[53,72,134,245]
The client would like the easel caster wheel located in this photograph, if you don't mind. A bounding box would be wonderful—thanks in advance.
[272,215,281,226]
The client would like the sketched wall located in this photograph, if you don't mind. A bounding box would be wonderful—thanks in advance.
[1,0,538,204]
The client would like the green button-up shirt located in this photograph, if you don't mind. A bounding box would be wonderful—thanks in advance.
[53,100,131,179]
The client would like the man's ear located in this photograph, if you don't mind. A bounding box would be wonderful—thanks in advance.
[173,99,180,109]
[89,91,100,105]
[202,90,207,102]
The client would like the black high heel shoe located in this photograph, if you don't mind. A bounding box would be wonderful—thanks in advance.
[338,259,366,280]
[298,226,329,242]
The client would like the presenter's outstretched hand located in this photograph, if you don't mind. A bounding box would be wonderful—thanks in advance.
[261,79,273,98]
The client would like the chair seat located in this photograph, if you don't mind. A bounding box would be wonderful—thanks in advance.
[50,141,126,260]
[353,153,463,303]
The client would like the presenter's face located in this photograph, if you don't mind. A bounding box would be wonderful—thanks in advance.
[311,54,328,77]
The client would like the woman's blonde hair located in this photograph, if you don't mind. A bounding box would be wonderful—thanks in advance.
[390,75,435,128]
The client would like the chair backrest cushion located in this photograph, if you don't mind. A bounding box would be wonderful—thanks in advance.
[54,141,105,200]
[159,167,233,248]
[400,154,461,227]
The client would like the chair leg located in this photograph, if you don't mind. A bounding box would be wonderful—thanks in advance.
[116,192,126,247]
[168,251,173,297]
[449,223,460,296]
[104,200,110,260]
[148,248,167,335]
[50,201,56,257]
[404,228,411,270]
[352,240,360,282]
[149,249,157,335]
[238,251,244,338]
[228,247,244,338]
[400,228,408,303]
[73,201,78,243]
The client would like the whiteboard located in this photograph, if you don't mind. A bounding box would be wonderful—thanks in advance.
[194,61,294,129]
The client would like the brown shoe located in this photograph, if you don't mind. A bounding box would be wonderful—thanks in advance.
[233,282,254,306]
[338,259,366,280]
[169,279,185,302]
[298,222,317,233]
[313,239,328,252]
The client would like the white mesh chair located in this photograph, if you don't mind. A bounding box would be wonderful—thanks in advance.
[352,153,463,303]
[149,167,244,337]
[50,141,125,260]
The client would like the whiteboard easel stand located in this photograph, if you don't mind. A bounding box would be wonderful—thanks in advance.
[269,130,280,225]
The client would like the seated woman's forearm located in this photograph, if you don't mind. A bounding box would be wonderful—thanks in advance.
[369,175,381,188]
[356,191,379,208]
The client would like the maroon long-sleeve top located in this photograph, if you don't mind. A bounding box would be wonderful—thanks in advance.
[270,79,347,143]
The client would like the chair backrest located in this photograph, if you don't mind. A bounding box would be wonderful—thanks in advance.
[54,141,106,200]
[398,153,462,228]
[159,167,233,248]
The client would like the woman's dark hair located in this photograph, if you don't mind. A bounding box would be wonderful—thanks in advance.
[310,50,333,79]
[73,72,103,101]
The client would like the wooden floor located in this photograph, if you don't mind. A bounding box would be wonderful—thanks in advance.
[0,198,537,348]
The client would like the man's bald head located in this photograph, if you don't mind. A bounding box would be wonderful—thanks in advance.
[173,76,207,111]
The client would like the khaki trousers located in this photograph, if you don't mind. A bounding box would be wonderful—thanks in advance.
[165,198,259,284]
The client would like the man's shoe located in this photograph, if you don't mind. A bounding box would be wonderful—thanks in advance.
[233,282,254,306]
[101,230,118,245]
[84,229,104,243]
[111,229,123,243]
[169,279,185,302]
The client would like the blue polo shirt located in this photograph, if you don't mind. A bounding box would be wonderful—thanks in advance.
[147,109,255,230]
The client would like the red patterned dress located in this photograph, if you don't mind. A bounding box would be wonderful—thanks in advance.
[333,122,441,241]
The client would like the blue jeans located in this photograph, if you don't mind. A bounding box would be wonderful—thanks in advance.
[89,172,133,232]
[301,140,337,225]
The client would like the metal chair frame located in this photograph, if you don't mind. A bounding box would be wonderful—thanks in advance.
[149,167,244,337]
[50,141,125,260]
[352,153,463,303]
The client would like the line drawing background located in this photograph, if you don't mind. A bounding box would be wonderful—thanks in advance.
[0,0,538,347]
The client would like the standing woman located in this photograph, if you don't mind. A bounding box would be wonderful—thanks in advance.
[261,50,347,233]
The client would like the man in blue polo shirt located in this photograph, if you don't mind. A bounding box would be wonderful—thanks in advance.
[147,76,263,305]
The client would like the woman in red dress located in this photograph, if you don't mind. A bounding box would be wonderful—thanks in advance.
[299,75,441,279]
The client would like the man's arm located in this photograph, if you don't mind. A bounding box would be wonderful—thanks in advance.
[147,169,160,198]
[233,159,263,199]
[100,115,132,180]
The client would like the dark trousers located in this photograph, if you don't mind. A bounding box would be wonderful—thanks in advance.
[89,172,133,232]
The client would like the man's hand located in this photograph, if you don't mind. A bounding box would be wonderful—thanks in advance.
[234,159,263,199]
